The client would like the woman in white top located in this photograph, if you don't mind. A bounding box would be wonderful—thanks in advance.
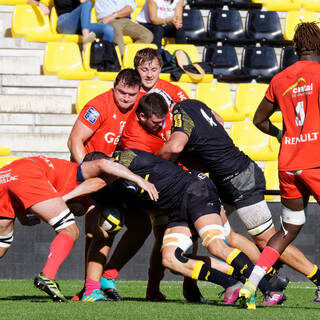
[136,0,186,48]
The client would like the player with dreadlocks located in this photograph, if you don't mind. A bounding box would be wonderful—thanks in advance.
[238,21,320,309]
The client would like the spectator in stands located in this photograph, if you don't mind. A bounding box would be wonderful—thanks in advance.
[54,0,114,43]
[136,0,186,48]
[95,0,153,56]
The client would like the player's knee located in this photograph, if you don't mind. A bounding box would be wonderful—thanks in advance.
[0,231,13,257]
[161,233,193,269]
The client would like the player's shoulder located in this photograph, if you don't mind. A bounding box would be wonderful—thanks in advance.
[86,89,115,112]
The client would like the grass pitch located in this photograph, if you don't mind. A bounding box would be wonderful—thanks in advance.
[0,280,319,320]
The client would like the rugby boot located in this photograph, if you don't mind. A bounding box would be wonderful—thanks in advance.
[222,281,242,305]
[34,272,67,302]
[313,286,320,303]
[183,284,206,304]
[82,289,108,302]
[239,279,256,310]
[262,291,286,305]
[146,289,166,302]
[100,277,122,301]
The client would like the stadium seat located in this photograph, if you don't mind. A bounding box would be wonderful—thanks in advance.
[161,44,213,83]
[223,0,262,9]
[195,83,245,121]
[229,122,278,161]
[207,9,246,43]
[245,11,284,43]
[235,83,282,122]
[301,0,320,11]
[241,45,280,82]
[82,42,122,81]
[11,4,62,41]
[122,43,158,69]
[0,146,10,156]
[280,46,298,71]
[43,42,95,79]
[187,0,222,9]
[75,80,113,114]
[0,156,21,169]
[263,0,301,11]
[264,161,279,201]
[182,9,207,43]
[284,11,319,41]
[49,7,81,43]
[0,0,27,4]
[203,45,241,81]
[170,82,193,99]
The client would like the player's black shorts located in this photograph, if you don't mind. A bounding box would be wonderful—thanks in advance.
[214,161,265,209]
[168,178,221,229]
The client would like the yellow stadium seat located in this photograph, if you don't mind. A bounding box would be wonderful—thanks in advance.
[162,44,213,83]
[49,7,81,42]
[0,146,10,156]
[284,11,319,41]
[131,4,143,22]
[12,4,62,41]
[263,0,301,11]
[264,161,279,201]
[229,122,277,161]
[43,42,95,79]
[170,82,193,99]
[83,42,122,81]
[195,83,245,121]
[299,0,320,11]
[122,43,158,69]
[235,83,282,122]
[0,0,27,4]
[0,156,21,169]
[76,80,113,114]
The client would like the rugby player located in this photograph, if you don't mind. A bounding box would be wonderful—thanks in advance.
[239,22,320,309]
[0,155,157,302]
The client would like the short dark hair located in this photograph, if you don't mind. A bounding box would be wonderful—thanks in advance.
[134,48,163,69]
[294,22,320,56]
[84,152,111,162]
[136,93,169,118]
[114,68,141,88]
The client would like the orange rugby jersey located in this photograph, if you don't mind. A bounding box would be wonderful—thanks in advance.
[78,89,138,156]
[265,61,320,171]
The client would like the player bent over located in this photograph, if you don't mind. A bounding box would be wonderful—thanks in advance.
[0,155,158,302]
[82,150,284,303]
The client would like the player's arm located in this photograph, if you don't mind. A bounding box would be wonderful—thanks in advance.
[81,159,159,201]
[253,97,282,142]
[62,178,107,202]
[156,131,189,162]
[67,120,95,163]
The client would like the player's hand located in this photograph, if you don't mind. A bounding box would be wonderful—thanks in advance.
[136,178,159,202]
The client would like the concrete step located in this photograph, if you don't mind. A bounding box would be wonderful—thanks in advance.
[0,55,42,74]
[0,124,73,134]
[0,132,70,153]
[2,74,79,88]
[0,37,46,49]
[0,94,73,113]
[0,113,77,125]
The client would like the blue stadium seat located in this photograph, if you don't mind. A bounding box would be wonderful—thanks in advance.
[187,0,223,9]
[182,9,208,43]
[241,45,280,82]
[223,0,262,9]
[280,46,298,71]
[207,9,246,43]
[203,45,242,81]
[245,11,284,44]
